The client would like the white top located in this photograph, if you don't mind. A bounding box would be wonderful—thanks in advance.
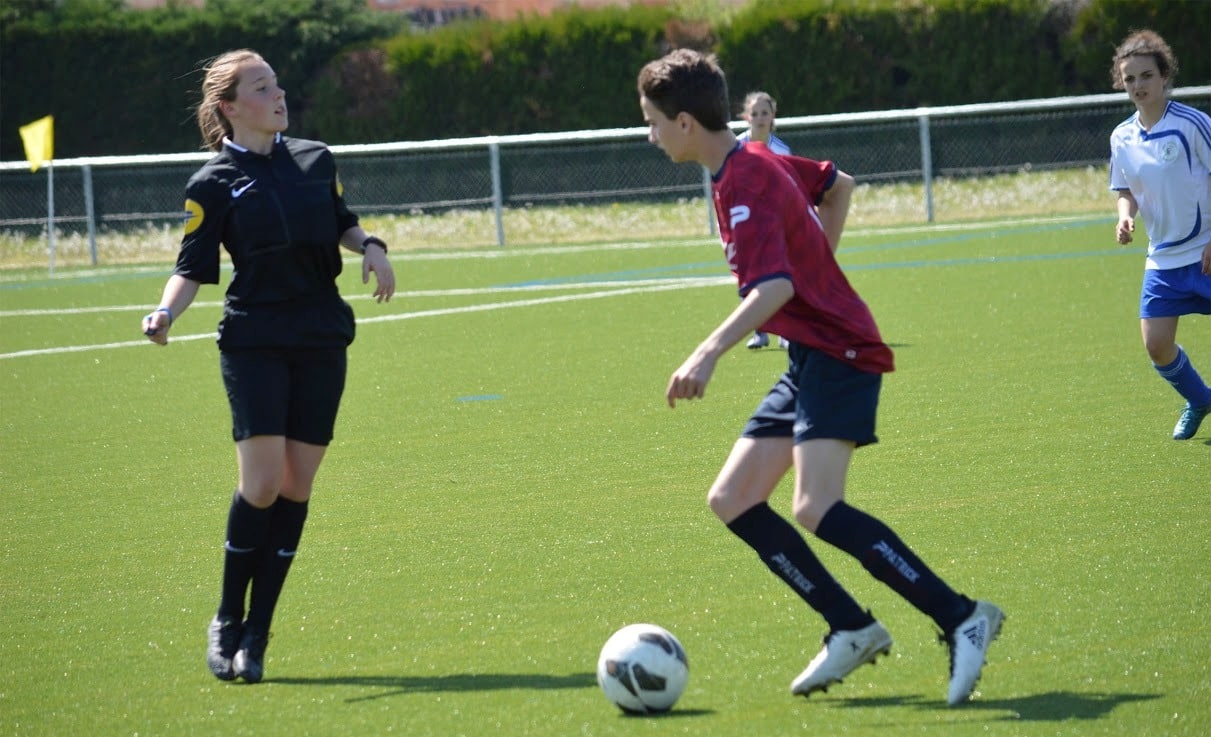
[738,131,791,156]
[1109,101,1211,270]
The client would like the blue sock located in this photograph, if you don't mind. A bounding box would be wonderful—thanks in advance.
[1155,347,1211,408]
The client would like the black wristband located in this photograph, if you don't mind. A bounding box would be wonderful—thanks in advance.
[360,236,387,254]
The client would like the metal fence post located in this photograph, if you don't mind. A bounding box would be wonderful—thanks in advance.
[83,164,97,265]
[489,138,504,247]
[918,114,935,223]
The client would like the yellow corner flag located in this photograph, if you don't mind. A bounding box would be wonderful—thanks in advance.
[19,115,54,172]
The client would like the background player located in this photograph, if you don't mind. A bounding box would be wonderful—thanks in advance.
[737,90,791,155]
[1109,29,1211,440]
[738,91,791,349]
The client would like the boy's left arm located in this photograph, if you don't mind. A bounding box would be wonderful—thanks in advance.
[817,170,854,253]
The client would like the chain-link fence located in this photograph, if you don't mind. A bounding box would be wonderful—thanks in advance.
[3,88,1208,250]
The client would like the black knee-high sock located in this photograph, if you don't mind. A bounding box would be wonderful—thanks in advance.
[727,502,871,632]
[815,502,973,632]
[218,492,273,621]
[246,498,309,632]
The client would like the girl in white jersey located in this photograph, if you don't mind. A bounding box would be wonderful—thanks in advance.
[738,91,791,349]
[1109,30,1211,440]
[738,91,791,155]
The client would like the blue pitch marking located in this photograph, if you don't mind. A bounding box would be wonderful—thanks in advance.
[501,261,724,288]
[0,267,177,291]
[457,394,503,402]
[498,217,1122,288]
[842,247,1131,272]
[840,216,1110,256]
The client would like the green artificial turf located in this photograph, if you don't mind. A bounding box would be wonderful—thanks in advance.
[1,216,1207,737]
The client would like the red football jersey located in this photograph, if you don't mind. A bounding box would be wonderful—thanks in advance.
[713,142,894,373]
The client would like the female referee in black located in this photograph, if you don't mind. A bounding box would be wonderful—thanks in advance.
[141,49,395,683]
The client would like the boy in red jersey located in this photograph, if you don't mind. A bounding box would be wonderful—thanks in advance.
[637,49,1002,706]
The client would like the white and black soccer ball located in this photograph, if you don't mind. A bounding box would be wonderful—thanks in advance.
[596,623,689,714]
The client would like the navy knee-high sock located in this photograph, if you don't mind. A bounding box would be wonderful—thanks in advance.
[246,498,309,632]
[218,492,272,621]
[815,502,972,633]
[727,502,871,632]
[1155,346,1211,407]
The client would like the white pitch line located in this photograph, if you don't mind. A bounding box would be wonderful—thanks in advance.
[0,277,726,318]
[0,239,715,286]
[0,331,217,360]
[355,278,730,325]
[0,277,730,361]
[396,239,710,260]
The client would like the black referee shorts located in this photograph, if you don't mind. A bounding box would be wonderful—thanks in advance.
[741,343,881,447]
[220,347,348,445]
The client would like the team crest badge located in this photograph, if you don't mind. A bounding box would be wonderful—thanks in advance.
[1160,140,1180,163]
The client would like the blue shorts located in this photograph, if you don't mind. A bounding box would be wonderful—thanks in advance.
[1140,263,1211,318]
[220,347,347,445]
[741,343,881,446]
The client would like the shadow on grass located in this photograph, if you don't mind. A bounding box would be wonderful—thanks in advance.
[271,671,597,702]
[615,708,715,718]
[834,691,1159,721]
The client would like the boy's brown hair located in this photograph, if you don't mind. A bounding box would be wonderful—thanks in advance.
[637,49,731,132]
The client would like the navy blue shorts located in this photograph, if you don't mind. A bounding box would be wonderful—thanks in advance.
[741,343,881,446]
[1139,263,1211,318]
[220,347,347,445]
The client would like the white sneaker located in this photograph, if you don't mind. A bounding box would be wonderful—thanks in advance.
[747,332,769,350]
[777,337,790,349]
[790,620,893,696]
[945,600,1004,705]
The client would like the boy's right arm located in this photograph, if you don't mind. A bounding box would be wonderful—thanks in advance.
[666,278,794,407]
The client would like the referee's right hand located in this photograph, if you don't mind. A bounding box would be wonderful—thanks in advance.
[142,311,171,345]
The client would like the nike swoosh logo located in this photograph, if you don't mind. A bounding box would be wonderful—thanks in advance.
[224,541,256,554]
[230,179,256,198]
[276,548,297,558]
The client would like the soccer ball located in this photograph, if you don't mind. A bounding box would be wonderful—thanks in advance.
[596,623,689,714]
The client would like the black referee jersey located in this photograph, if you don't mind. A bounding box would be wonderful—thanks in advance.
[175,134,359,350]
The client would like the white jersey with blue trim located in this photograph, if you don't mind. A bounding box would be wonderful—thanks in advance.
[1109,101,1211,270]
[738,130,791,156]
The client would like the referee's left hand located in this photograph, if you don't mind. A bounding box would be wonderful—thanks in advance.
[363,247,395,303]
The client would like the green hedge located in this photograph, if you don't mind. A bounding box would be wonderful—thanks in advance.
[709,0,1209,117]
[1,0,1207,160]
[0,0,404,158]
[1063,0,1211,95]
[306,5,675,143]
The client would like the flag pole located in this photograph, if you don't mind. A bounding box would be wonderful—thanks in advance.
[47,162,56,274]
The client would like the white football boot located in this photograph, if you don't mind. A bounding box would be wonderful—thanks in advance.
[790,620,893,697]
[945,600,1004,705]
